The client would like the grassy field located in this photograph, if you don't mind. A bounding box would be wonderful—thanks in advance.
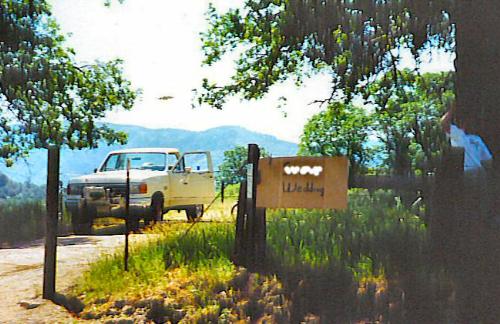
[265,190,453,322]
[0,198,73,247]
[0,200,46,246]
[70,189,456,322]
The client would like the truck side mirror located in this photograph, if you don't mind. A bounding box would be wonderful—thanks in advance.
[94,168,98,173]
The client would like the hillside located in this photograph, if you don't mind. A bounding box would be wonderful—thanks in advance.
[0,172,44,199]
[0,124,297,185]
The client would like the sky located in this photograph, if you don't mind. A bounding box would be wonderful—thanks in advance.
[48,0,455,143]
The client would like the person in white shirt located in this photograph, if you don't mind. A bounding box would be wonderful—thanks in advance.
[441,105,493,171]
[441,105,497,228]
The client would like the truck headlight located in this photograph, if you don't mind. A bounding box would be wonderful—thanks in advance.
[130,183,148,194]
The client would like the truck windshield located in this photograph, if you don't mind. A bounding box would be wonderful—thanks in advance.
[101,153,167,171]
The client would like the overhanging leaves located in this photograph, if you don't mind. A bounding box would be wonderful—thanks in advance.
[198,0,455,108]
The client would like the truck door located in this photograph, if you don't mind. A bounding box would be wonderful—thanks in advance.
[168,151,215,206]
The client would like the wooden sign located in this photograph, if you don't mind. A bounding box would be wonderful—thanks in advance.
[256,156,348,209]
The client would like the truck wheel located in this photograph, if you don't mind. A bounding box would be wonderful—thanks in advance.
[71,205,93,235]
[152,200,163,223]
[145,200,163,226]
[186,205,204,222]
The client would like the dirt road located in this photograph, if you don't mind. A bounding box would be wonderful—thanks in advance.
[0,232,153,323]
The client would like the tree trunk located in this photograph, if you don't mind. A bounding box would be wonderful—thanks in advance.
[455,1,500,159]
[452,3,500,321]
[393,136,411,177]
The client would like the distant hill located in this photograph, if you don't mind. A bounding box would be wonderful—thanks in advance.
[0,124,298,185]
[0,172,44,199]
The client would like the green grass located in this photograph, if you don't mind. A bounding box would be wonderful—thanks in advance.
[76,222,235,299]
[266,189,427,278]
[73,189,454,322]
[265,189,443,322]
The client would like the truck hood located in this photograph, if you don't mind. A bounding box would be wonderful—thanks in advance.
[69,170,163,184]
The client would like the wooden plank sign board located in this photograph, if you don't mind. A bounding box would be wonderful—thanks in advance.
[256,156,348,209]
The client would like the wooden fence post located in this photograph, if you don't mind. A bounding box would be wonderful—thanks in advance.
[246,144,259,267]
[43,145,60,300]
[233,144,266,268]
[124,159,130,271]
[234,180,247,265]
[430,147,464,265]
[221,181,225,204]
[255,206,266,267]
[246,144,267,268]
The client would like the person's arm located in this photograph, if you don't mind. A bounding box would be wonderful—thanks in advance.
[468,135,493,161]
[440,102,456,134]
[441,110,452,134]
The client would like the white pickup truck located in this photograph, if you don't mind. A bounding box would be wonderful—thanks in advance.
[65,148,216,234]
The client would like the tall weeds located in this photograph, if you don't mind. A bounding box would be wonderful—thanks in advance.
[75,190,456,322]
[0,199,72,246]
[266,189,453,322]
[76,223,235,302]
[0,200,46,245]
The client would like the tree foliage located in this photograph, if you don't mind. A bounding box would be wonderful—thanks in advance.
[0,1,137,166]
[197,0,455,109]
[300,71,454,176]
[218,145,269,185]
[299,102,372,176]
[368,70,454,175]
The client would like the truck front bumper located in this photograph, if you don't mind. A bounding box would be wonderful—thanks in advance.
[65,196,152,219]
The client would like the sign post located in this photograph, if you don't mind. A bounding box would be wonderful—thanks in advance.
[234,179,247,264]
[43,145,60,300]
[233,144,264,268]
[246,144,266,267]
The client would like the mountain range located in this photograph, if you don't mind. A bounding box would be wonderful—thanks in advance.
[0,124,298,185]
